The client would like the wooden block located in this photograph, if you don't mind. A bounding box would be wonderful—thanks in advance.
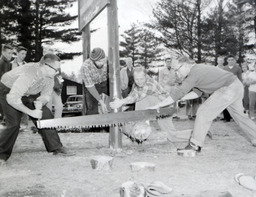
[177,149,197,157]
[120,181,146,197]
[90,156,113,170]
[130,162,156,172]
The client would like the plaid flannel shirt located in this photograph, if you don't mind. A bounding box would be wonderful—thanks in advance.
[81,58,108,87]
[123,76,170,104]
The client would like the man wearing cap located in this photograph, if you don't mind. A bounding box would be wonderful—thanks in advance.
[80,48,109,115]
[0,54,75,165]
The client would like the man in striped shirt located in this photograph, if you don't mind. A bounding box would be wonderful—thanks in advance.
[80,48,109,115]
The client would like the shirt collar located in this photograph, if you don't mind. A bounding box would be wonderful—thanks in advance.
[1,55,10,63]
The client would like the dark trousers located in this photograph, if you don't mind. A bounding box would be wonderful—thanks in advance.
[84,80,109,115]
[223,108,231,121]
[0,82,63,161]
[121,86,135,111]
[243,85,249,111]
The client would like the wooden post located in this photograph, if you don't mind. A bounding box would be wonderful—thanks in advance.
[82,25,90,115]
[107,0,122,149]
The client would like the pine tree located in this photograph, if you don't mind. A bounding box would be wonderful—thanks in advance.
[137,29,162,68]
[150,0,211,61]
[0,0,18,53]
[120,24,141,66]
[201,0,239,64]
[16,0,34,61]
[234,0,256,63]
[32,0,80,61]
[0,0,80,61]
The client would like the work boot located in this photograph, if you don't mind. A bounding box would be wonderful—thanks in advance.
[177,142,201,153]
[0,159,7,166]
[53,147,75,156]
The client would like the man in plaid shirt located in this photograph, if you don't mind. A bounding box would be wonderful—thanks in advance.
[80,48,109,115]
[123,72,169,105]
[110,66,178,141]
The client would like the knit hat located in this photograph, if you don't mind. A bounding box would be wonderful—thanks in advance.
[90,48,105,61]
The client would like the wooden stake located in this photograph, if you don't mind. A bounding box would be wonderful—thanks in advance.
[82,25,90,116]
[107,0,122,149]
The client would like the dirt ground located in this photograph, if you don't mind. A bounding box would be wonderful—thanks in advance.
[1,109,256,197]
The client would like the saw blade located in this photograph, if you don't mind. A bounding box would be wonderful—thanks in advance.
[37,107,175,129]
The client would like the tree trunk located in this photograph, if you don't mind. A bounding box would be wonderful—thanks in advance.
[254,0,256,38]
[215,0,224,66]
[237,4,244,66]
[19,0,32,61]
[34,0,41,61]
[107,0,122,149]
[197,0,202,63]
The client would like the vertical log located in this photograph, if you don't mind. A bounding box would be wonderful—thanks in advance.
[82,25,90,115]
[107,0,122,149]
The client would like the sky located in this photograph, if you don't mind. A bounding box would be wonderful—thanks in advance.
[58,0,159,74]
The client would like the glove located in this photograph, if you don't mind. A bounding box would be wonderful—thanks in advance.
[98,100,109,114]
[34,100,43,110]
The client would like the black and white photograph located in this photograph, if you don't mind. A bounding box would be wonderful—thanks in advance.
[1,0,256,196]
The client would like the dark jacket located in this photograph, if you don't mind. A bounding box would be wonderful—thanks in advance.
[0,56,11,79]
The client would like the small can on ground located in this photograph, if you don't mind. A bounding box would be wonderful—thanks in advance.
[177,149,197,157]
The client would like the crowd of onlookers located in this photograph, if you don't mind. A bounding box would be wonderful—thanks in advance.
[217,55,256,121]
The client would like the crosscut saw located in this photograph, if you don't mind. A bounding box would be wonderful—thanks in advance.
[37,107,175,129]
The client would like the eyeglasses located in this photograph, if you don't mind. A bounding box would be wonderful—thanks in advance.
[45,63,59,73]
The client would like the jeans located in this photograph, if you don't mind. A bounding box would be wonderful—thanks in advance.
[223,108,231,121]
[190,78,256,147]
[243,85,249,110]
[0,82,63,161]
